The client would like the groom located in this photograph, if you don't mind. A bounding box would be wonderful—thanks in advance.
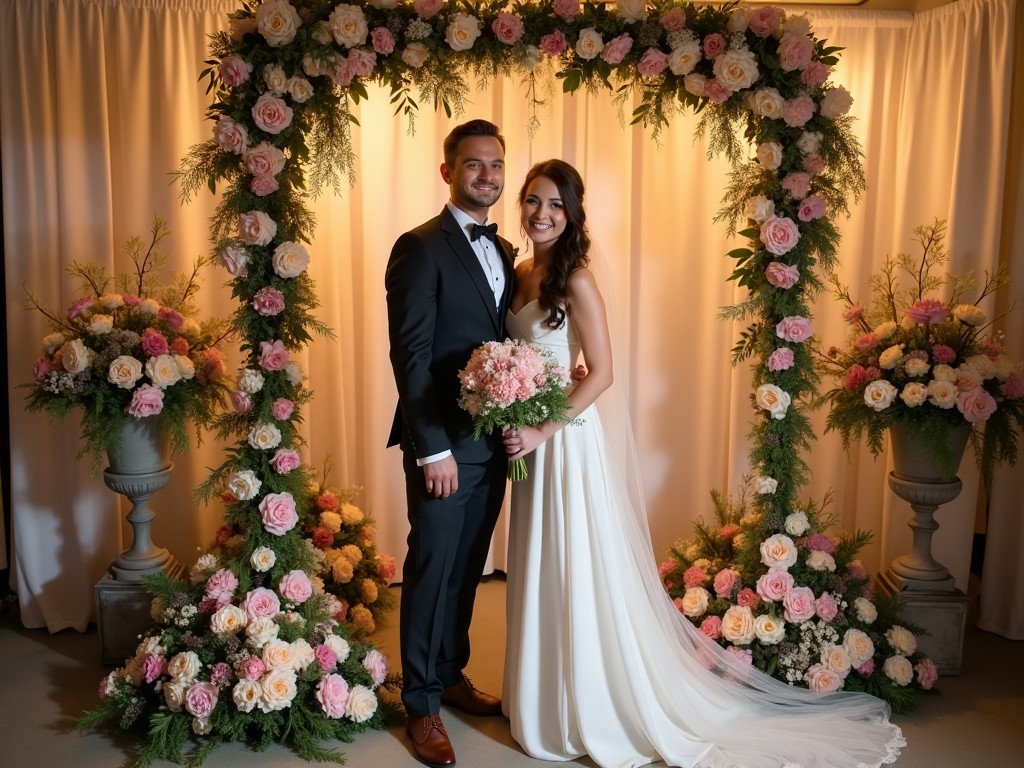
[385,119,514,768]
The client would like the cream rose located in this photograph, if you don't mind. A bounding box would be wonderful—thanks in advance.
[246,616,280,648]
[783,511,810,536]
[667,39,701,76]
[255,0,301,47]
[756,141,783,170]
[680,587,711,617]
[820,645,853,677]
[262,639,297,670]
[713,48,759,91]
[228,470,262,501]
[904,357,930,378]
[863,379,898,411]
[927,379,959,408]
[900,382,929,407]
[879,344,903,370]
[167,651,202,683]
[445,13,481,51]
[720,605,756,645]
[797,130,822,154]
[401,42,429,68]
[952,303,986,326]
[753,475,778,494]
[806,551,837,572]
[966,354,996,380]
[248,422,283,451]
[60,339,93,374]
[854,596,877,623]
[146,354,182,389]
[138,298,160,316]
[329,4,368,48]
[108,355,144,389]
[752,87,784,118]
[753,613,786,644]
[262,63,288,95]
[98,293,124,310]
[755,383,791,420]
[885,625,918,655]
[286,75,314,103]
[954,363,982,392]
[820,85,854,119]
[744,195,775,222]
[883,655,913,686]
[931,363,957,382]
[259,667,298,712]
[873,320,897,340]
[42,332,66,355]
[843,628,875,665]
[163,679,187,712]
[759,533,798,569]
[87,314,113,335]
[324,634,351,663]
[238,368,265,393]
[233,679,261,712]
[272,241,311,278]
[251,546,277,573]
[174,354,195,380]
[211,604,248,635]
[575,28,604,60]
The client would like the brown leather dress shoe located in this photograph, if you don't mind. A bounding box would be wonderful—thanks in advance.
[440,674,502,716]
[406,714,456,768]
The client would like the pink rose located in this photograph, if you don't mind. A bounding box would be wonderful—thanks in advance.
[660,7,685,31]
[699,615,722,639]
[279,569,313,604]
[768,347,795,372]
[122,294,141,306]
[778,34,814,72]
[805,663,843,693]
[491,12,524,45]
[329,57,354,87]
[240,656,266,680]
[347,48,376,77]
[803,533,836,553]
[781,171,811,199]
[932,344,956,364]
[270,448,301,474]
[159,308,186,331]
[271,398,294,420]
[1001,373,1023,399]
[184,681,219,718]
[413,0,442,17]
[377,554,398,583]
[702,33,725,59]
[905,298,949,325]
[205,568,239,602]
[748,6,785,38]
[250,174,280,197]
[242,587,281,620]
[231,390,253,414]
[141,328,169,356]
[781,96,815,128]
[243,142,286,178]
[219,55,252,87]
[238,210,277,246]
[170,337,189,355]
[801,60,831,88]
[260,491,298,535]
[775,315,813,343]
[842,305,864,324]
[736,588,760,608]
[552,0,581,22]
[251,92,293,135]
[539,30,568,56]
[363,649,389,686]
[802,153,826,175]
[67,296,94,319]
[315,644,338,672]
[783,586,817,623]
[316,673,350,718]
[797,195,826,222]
[755,567,793,602]
[713,568,739,598]
[252,287,286,316]
[637,48,669,77]
[847,561,869,580]
[214,118,248,154]
[220,245,248,276]
[127,384,164,417]
[33,357,53,381]
[719,523,741,541]
[855,333,880,351]
[915,658,939,690]
[856,658,876,676]
[956,387,997,422]
[601,34,633,64]
[140,653,167,684]
[259,339,290,371]
[683,565,707,588]
[765,261,800,289]
[727,647,754,665]
[759,215,800,256]
[705,80,732,103]
[815,591,838,621]
[371,27,395,55]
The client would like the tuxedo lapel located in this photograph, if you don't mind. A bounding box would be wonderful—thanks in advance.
[440,207,501,334]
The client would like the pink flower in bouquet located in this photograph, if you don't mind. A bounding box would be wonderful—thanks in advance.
[660,7,685,31]
[727,647,753,665]
[683,565,708,588]
[318,491,340,511]
[719,523,741,541]
[915,658,938,690]
[776,315,813,343]
[781,172,811,199]
[270,448,301,474]
[855,333,880,351]
[170,337,189,355]
[347,48,376,77]
[842,305,865,324]
[705,80,732,103]
[983,339,1004,357]
[765,262,800,289]
[377,554,398,583]
[700,615,722,639]
[316,674,349,719]
[702,33,726,59]
[271,397,294,420]
[128,384,164,417]
[805,664,843,693]
[768,348,795,372]
[658,560,674,577]
[205,569,239,602]
[552,0,580,22]
[238,210,277,246]
[856,658,876,675]
[371,27,395,55]
[198,348,226,381]
[803,533,837,553]
[802,154,826,176]
[312,527,333,549]
[33,357,52,381]
[748,5,785,37]
[905,298,949,325]
[231,390,253,414]
[540,30,568,56]
[798,195,826,222]
[778,33,814,72]
[957,387,998,422]
[260,491,298,535]
[815,591,839,621]
[259,339,290,371]
[210,662,231,687]
[756,567,794,602]
[843,364,869,391]
[847,560,869,580]
[414,0,443,18]
[252,92,293,134]
[783,586,817,623]
[142,328,169,356]
[315,644,338,672]
[638,48,669,77]
[184,681,219,718]
[736,588,760,608]
[242,587,281,620]
[1001,373,1024,399]
[240,656,266,680]
[801,60,830,88]
[158,307,186,332]
[141,653,167,684]
[714,568,739,598]
[219,55,252,87]
[251,175,279,196]
[492,12,524,45]
[363,648,389,686]
[781,97,815,128]
[279,570,313,603]
[759,215,801,256]
[122,294,141,306]
[335,598,350,622]
[932,344,956,364]
[601,34,633,64]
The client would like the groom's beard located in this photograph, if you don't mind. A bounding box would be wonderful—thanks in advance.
[456,180,503,210]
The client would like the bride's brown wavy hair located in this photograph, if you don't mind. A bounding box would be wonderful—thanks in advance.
[518,159,591,329]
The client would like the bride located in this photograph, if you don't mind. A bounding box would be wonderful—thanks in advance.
[500,159,905,768]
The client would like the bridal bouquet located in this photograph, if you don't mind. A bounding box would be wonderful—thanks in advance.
[818,219,1023,489]
[23,218,231,467]
[458,339,574,480]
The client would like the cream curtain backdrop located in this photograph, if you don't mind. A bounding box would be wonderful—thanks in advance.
[3,0,1021,636]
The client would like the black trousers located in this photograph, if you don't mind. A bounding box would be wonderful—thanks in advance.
[398,449,507,717]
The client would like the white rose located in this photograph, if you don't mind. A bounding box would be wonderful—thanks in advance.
[291,638,315,671]
[783,511,810,536]
[210,605,248,635]
[228,470,263,501]
[272,241,311,278]
[820,86,854,119]
[287,75,314,103]
[445,13,481,52]
[783,14,812,36]
[863,379,898,411]
[233,679,261,712]
[756,141,783,170]
[931,363,957,382]
[744,195,775,223]
[966,354,996,380]
[796,131,822,154]
[42,332,66,354]
[615,0,648,23]
[167,651,202,683]
[759,533,798,569]
[238,368,265,393]
[854,596,877,624]
[883,655,913,686]
[88,314,113,334]
[285,361,303,384]
[575,28,604,60]
[755,384,791,420]
[806,550,837,572]
[259,667,298,712]
[873,321,897,340]
[138,298,161,316]
[246,616,280,648]
[324,634,351,663]
[60,339,93,374]
[262,639,297,670]
[108,355,144,389]
[879,344,904,370]
[952,303,986,326]
[843,628,875,665]
[163,679,187,712]
[992,354,1016,381]
[329,4,368,48]
[753,613,786,644]
[667,39,701,76]
[900,382,929,407]
[680,587,711,617]
[904,357,930,378]
[344,684,378,722]
[927,379,959,409]
[99,293,125,310]
[146,354,183,389]
[752,87,784,118]
[955,363,982,392]
[821,644,852,677]
[683,73,707,97]
[248,423,283,450]
[263,63,288,95]
[251,546,277,573]
[885,625,918,655]
[728,7,752,33]
[401,42,429,69]
[174,354,195,380]
[713,48,760,91]
[721,605,756,645]
[754,475,778,494]
[255,0,301,47]
[302,52,332,78]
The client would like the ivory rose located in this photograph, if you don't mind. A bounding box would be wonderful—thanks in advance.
[953,303,986,326]
[60,339,92,374]
[712,48,759,91]
[680,587,711,617]
[251,546,277,573]
[755,383,791,419]
[575,28,604,60]
[863,379,898,411]
[255,0,301,47]
[668,40,701,76]
[753,614,786,644]
[843,628,875,665]
[720,605,756,645]
[820,85,854,119]
[248,422,282,450]
[146,355,182,389]
[446,13,481,51]
[883,655,913,686]
[287,75,314,103]
[616,0,647,23]
[108,356,144,389]
[751,87,784,118]
[233,680,261,712]
[401,42,429,68]
[272,241,310,278]
[228,470,262,501]
[329,4,368,48]
[344,684,378,722]
[759,533,798,569]
[259,667,298,712]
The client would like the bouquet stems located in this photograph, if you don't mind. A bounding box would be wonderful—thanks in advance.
[508,457,528,482]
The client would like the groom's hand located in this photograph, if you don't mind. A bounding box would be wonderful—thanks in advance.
[423,455,458,499]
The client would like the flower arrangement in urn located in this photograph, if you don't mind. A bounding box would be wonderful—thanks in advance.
[818,219,1024,488]
[662,487,938,713]
[23,218,231,467]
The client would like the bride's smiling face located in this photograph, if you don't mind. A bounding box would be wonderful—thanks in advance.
[520,175,567,249]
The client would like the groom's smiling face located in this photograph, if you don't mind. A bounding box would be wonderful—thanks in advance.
[441,135,505,218]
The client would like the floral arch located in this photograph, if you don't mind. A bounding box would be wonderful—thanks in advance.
[89,0,869,764]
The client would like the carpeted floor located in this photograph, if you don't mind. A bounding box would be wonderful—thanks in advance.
[1,578,1021,768]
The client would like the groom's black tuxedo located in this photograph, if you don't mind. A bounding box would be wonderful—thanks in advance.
[385,204,515,717]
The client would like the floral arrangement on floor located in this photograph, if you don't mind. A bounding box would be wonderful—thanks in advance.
[661,488,938,714]
[818,219,1024,489]
[23,217,230,468]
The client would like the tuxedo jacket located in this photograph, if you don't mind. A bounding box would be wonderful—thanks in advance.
[386,206,516,464]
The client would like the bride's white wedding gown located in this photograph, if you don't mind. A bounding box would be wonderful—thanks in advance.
[503,300,905,768]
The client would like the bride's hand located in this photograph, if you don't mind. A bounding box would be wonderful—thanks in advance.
[502,425,545,459]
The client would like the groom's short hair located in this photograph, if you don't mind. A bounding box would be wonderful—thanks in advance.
[443,119,505,166]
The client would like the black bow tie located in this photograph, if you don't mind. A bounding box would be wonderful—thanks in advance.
[470,222,498,242]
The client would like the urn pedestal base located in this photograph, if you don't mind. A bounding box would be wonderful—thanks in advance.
[95,560,184,666]
[879,571,969,675]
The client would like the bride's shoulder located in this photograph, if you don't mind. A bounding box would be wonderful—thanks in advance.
[513,258,534,278]
[566,266,599,293]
